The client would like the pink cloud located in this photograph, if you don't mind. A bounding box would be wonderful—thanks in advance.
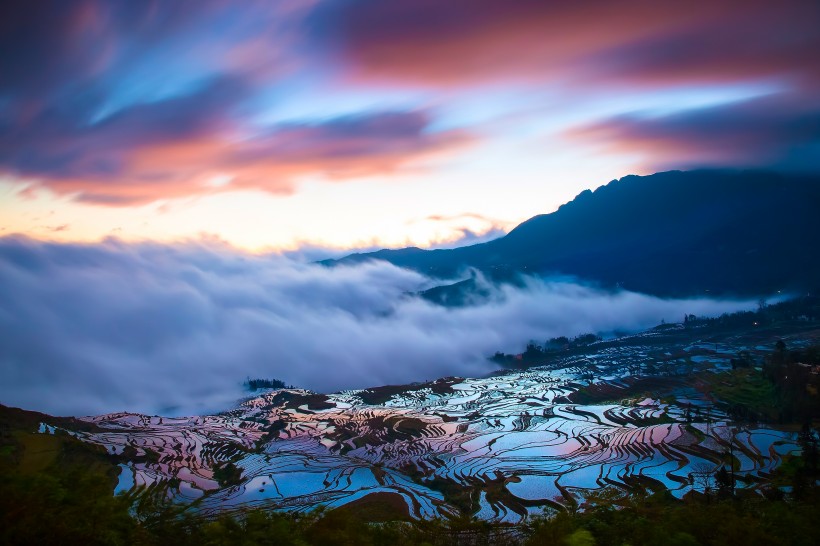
[8,108,474,205]
[317,0,820,88]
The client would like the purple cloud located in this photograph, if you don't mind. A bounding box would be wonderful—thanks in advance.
[570,94,820,172]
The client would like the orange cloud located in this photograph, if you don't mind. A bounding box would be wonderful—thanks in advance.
[12,110,474,205]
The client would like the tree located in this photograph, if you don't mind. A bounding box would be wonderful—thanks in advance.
[715,466,733,498]
[691,462,715,498]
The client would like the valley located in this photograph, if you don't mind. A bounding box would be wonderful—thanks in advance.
[43,305,819,522]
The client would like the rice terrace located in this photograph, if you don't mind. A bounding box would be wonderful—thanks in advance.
[25,299,820,526]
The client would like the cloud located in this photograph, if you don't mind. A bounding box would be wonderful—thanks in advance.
[2,0,818,202]
[417,212,509,249]
[424,212,501,224]
[314,0,820,175]
[313,0,820,88]
[0,1,473,205]
[271,212,509,262]
[0,79,471,204]
[0,237,759,417]
[0,0,304,103]
[427,227,507,249]
[569,94,820,172]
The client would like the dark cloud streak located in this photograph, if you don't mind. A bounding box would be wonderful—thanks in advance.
[315,0,820,87]
[570,95,820,172]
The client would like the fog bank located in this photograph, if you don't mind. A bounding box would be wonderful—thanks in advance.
[0,237,758,416]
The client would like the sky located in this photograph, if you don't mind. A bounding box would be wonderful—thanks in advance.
[1,0,819,252]
[2,1,814,415]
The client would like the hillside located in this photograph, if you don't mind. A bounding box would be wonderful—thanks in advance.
[328,170,820,297]
[3,299,820,543]
[4,302,819,533]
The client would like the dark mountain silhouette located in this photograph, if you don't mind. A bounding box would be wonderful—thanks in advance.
[327,170,820,297]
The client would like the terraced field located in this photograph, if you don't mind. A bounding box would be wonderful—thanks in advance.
[40,325,818,522]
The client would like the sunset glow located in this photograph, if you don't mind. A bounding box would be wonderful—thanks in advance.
[2,0,817,252]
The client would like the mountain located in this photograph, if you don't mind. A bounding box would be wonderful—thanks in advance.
[328,170,820,297]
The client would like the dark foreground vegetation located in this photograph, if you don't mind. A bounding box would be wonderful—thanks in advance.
[2,403,819,545]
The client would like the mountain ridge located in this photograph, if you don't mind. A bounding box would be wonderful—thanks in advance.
[327,170,820,297]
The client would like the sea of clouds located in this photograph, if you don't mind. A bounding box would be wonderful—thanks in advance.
[0,237,759,416]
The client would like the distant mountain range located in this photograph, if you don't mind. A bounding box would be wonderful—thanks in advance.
[327,170,820,299]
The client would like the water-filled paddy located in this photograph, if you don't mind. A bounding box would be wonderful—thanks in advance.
[46,328,809,521]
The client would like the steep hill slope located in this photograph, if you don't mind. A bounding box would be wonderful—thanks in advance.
[329,170,820,296]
